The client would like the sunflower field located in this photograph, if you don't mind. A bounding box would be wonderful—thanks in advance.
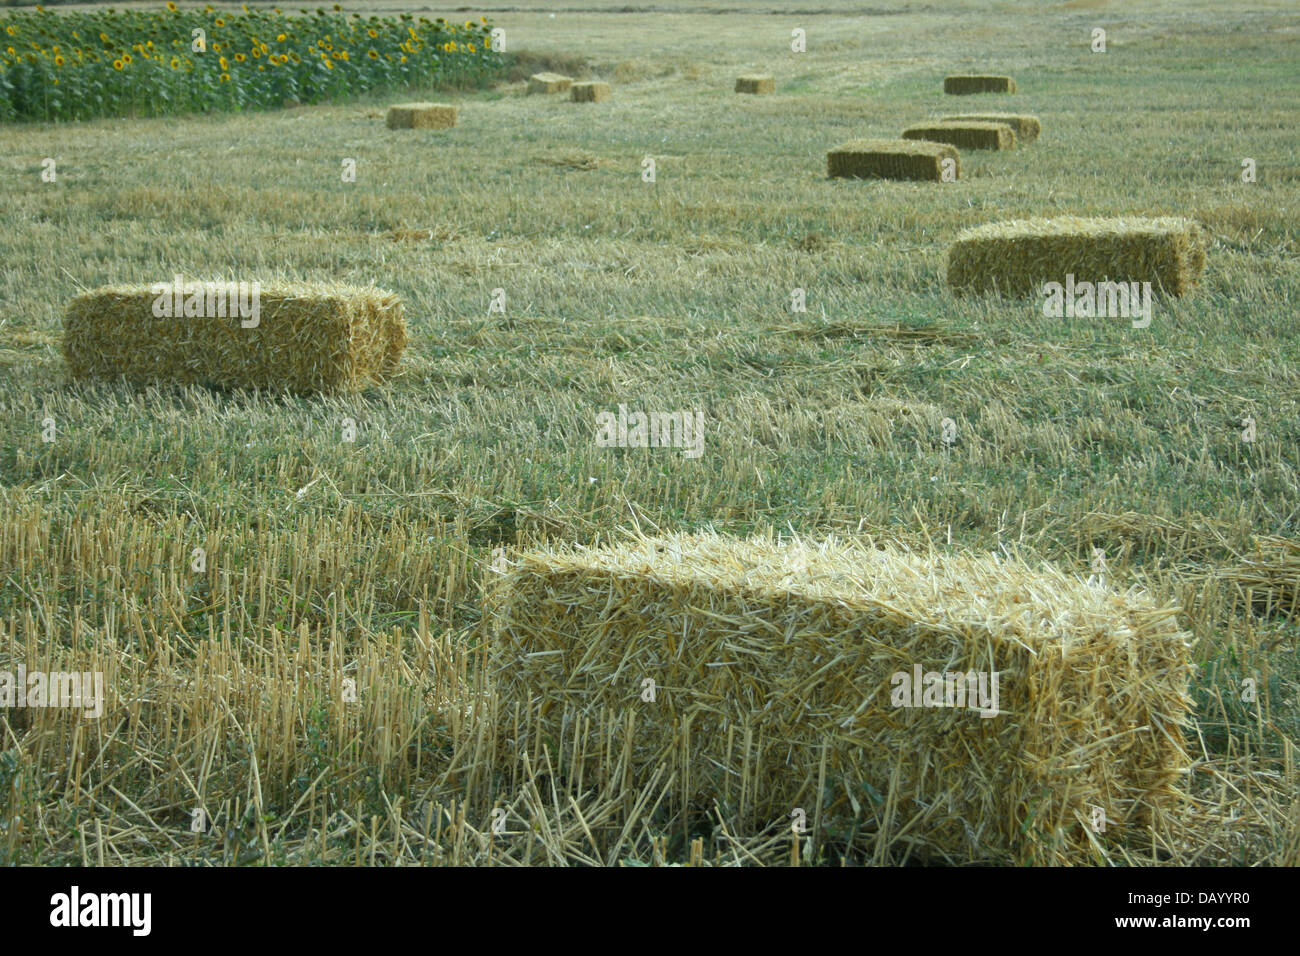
[0,4,503,122]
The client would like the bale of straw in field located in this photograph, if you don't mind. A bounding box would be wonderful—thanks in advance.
[528,72,573,94]
[486,532,1193,865]
[385,102,458,129]
[735,74,775,94]
[942,112,1041,143]
[903,121,1015,150]
[944,75,1016,95]
[62,282,407,394]
[947,216,1208,297]
[827,138,959,182]
[571,81,612,103]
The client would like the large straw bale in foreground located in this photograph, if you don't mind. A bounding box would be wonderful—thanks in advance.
[385,102,457,129]
[63,283,407,394]
[944,74,1016,94]
[827,138,958,182]
[528,72,573,94]
[487,533,1193,865]
[904,121,1015,150]
[735,74,775,94]
[571,81,611,103]
[942,112,1041,143]
[947,216,1208,297]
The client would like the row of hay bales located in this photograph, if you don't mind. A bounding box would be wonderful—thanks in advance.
[60,217,1207,393]
[821,72,1206,298]
[64,70,1203,396]
[387,71,1023,129]
[384,78,608,128]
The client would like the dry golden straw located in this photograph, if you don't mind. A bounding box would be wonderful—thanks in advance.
[735,75,775,94]
[947,216,1208,297]
[942,112,1041,143]
[903,121,1015,150]
[385,102,458,129]
[486,531,1193,865]
[528,72,573,94]
[944,75,1016,94]
[827,138,959,182]
[571,81,612,103]
[62,282,407,394]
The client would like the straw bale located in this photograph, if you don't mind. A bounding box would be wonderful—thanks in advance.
[385,102,458,129]
[735,75,775,94]
[571,81,612,103]
[942,112,1041,143]
[827,138,959,182]
[62,282,407,394]
[903,121,1015,150]
[947,216,1207,297]
[528,72,573,94]
[944,75,1016,94]
[487,532,1193,865]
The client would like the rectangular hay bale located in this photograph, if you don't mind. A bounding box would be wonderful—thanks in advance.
[944,74,1016,95]
[528,72,573,94]
[942,112,1041,143]
[571,81,611,103]
[903,121,1015,150]
[486,533,1193,865]
[827,138,958,182]
[735,74,775,94]
[947,216,1208,297]
[385,102,458,129]
[62,282,407,394]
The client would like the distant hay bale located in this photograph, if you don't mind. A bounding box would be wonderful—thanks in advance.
[947,216,1208,297]
[903,121,1015,150]
[385,102,457,129]
[486,532,1192,865]
[827,138,959,182]
[735,74,775,94]
[944,75,1016,95]
[528,72,573,94]
[942,112,1041,143]
[62,282,407,394]
[571,81,612,103]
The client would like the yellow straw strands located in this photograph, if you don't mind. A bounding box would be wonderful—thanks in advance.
[486,532,1193,865]
[944,75,1016,94]
[571,81,612,102]
[947,216,1208,297]
[735,75,775,94]
[827,138,959,182]
[903,121,1016,150]
[385,102,458,129]
[527,72,573,94]
[942,112,1041,143]
[62,282,407,394]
